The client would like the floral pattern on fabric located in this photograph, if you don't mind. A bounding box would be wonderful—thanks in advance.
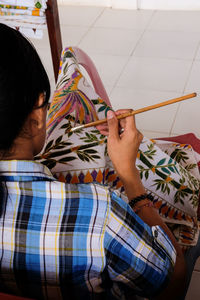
[36,47,200,248]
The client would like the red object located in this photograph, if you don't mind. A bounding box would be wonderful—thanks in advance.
[156,133,200,154]
[72,47,111,107]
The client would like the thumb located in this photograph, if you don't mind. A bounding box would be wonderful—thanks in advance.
[107,110,119,140]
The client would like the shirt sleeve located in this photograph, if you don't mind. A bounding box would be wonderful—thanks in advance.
[103,191,176,299]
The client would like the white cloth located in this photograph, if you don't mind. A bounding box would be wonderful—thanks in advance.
[0,0,47,39]
[0,1,47,9]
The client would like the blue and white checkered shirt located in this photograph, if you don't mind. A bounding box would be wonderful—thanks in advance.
[0,160,176,299]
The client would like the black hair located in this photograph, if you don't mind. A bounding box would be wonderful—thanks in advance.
[0,23,50,151]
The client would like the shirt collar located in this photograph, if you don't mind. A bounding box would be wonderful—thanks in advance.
[0,160,55,182]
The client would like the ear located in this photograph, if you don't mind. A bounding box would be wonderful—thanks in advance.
[28,94,46,133]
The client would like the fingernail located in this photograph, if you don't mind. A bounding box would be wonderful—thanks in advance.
[107,110,114,119]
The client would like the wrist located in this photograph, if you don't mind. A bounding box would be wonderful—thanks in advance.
[129,193,154,208]
[120,168,146,200]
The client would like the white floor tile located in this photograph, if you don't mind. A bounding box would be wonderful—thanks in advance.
[37,48,54,82]
[104,85,114,97]
[185,61,200,93]
[170,93,200,138]
[61,25,89,47]
[78,27,143,56]
[31,26,90,51]
[87,53,129,87]
[116,57,192,93]
[32,5,200,139]
[58,5,104,26]
[134,31,200,60]
[140,130,171,139]
[110,87,179,133]
[195,45,200,60]
[148,10,200,32]
[94,8,154,30]
[185,271,200,300]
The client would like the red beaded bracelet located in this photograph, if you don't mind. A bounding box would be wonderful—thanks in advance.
[129,193,154,209]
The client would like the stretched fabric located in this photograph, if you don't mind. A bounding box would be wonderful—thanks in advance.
[36,47,200,249]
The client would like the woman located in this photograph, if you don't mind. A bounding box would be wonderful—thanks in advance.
[0,23,186,299]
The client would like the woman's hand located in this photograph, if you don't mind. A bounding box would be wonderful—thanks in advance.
[96,109,129,136]
[102,109,143,181]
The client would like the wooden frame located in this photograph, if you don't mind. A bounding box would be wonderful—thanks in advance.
[46,0,63,82]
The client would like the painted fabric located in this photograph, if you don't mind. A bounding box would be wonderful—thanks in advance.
[37,47,200,249]
[0,160,176,299]
[0,1,47,38]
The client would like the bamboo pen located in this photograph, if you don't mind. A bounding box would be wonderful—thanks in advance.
[70,92,197,132]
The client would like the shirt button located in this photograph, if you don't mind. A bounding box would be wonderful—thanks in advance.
[154,230,158,238]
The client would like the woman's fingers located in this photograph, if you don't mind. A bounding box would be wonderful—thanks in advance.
[96,124,109,136]
[115,109,133,130]
[96,109,135,136]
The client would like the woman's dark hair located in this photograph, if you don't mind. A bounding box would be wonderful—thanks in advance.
[0,23,50,151]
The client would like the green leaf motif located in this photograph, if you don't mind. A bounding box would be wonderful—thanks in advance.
[91,155,100,159]
[161,167,171,174]
[64,51,74,58]
[63,62,69,75]
[91,100,99,105]
[168,166,175,173]
[59,157,76,163]
[45,140,54,152]
[98,106,106,112]
[157,158,166,166]
[35,1,42,9]
[55,136,62,144]
[42,159,56,170]
[85,149,97,154]
[145,170,149,180]
[185,164,197,171]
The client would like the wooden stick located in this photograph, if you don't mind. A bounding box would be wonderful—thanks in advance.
[46,0,63,82]
[70,92,197,132]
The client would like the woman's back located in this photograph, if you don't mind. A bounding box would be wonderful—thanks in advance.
[0,160,110,299]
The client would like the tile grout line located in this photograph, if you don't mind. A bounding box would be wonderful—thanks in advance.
[130,10,156,56]
[109,10,156,96]
[77,6,106,46]
[169,38,200,136]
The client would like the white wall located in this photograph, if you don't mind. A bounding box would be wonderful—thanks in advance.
[139,0,200,10]
[58,0,200,10]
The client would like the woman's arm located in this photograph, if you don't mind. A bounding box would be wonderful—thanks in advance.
[99,110,186,299]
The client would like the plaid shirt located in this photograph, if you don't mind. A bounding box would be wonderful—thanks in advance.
[0,160,176,299]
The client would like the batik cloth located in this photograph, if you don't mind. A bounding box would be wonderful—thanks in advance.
[0,0,47,38]
[37,47,200,248]
[0,160,176,299]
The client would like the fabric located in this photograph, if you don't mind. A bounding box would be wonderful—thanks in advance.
[156,133,200,221]
[0,160,176,299]
[0,1,47,38]
[36,47,200,249]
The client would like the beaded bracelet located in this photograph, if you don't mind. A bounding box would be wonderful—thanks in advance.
[129,193,154,209]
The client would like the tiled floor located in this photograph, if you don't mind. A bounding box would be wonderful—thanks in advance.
[30,6,200,299]
[30,6,200,140]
